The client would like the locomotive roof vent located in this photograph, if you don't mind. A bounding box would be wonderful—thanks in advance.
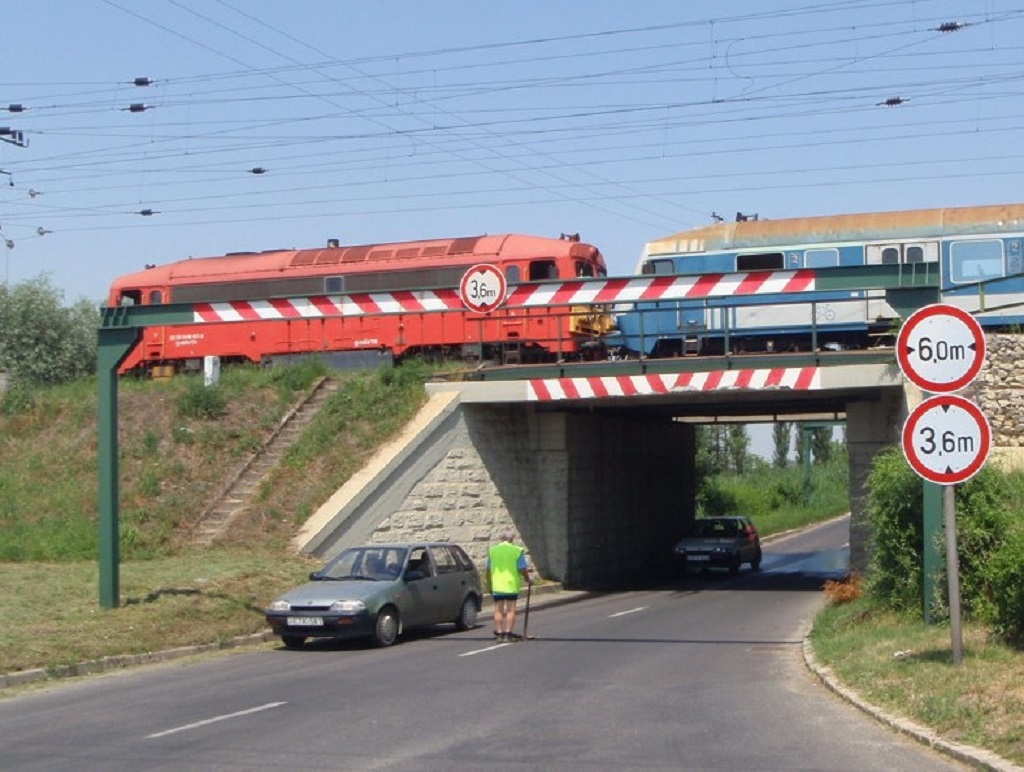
[327,239,340,248]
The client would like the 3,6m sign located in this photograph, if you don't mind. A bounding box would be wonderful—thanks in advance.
[902,394,991,485]
[459,264,507,314]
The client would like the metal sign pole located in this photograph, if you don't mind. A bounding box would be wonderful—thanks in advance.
[943,484,964,665]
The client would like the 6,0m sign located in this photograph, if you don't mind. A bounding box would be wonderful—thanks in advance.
[902,394,991,485]
[896,304,985,393]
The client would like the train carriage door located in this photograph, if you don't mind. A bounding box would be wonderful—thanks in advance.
[865,240,939,319]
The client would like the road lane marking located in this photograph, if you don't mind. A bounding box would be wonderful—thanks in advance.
[609,606,647,618]
[459,642,512,657]
[146,701,287,739]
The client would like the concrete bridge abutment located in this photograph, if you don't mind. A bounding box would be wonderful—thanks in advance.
[298,396,694,590]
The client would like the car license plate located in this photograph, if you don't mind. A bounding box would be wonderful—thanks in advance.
[287,616,323,626]
[688,555,710,562]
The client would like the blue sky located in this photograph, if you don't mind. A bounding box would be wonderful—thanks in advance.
[3,0,1024,303]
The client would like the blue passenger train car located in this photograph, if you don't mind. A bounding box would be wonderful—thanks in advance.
[613,204,1024,357]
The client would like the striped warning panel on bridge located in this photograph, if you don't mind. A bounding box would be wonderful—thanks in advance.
[527,367,821,401]
[193,290,464,321]
[190,270,818,322]
[507,270,816,307]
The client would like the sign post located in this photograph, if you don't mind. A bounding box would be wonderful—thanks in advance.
[896,304,988,665]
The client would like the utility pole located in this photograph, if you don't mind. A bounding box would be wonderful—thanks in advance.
[0,126,29,285]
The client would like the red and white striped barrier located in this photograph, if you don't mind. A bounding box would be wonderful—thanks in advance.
[527,367,821,401]
[191,270,817,323]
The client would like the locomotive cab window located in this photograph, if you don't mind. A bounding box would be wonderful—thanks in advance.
[119,290,140,306]
[736,252,784,271]
[528,260,558,281]
[325,276,344,294]
[575,260,595,277]
[148,290,163,305]
[505,265,521,284]
[951,239,1005,283]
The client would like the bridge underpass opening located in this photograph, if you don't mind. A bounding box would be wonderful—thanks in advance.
[451,379,904,592]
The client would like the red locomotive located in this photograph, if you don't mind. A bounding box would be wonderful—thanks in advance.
[107,232,612,375]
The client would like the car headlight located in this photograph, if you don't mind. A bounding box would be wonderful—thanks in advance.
[268,599,291,612]
[329,599,366,613]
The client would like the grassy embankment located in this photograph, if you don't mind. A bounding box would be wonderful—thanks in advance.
[0,361,434,675]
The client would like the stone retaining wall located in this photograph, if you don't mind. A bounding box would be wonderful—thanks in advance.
[965,334,1024,471]
[972,334,1024,447]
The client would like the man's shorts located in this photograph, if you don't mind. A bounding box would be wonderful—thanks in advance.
[492,592,519,601]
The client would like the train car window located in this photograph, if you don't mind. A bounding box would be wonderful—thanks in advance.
[505,265,521,284]
[951,239,1005,284]
[905,245,925,264]
[868,242,939,265]
[642,259,675,275]
[528,260,558,280]
[324,276,343,293]
[148,290,163,305]
[804,249,839,268]
[736,252,784,271]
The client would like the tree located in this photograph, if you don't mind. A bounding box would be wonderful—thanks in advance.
[811,426,833,465]
[726,424,749,474]
[0,276,99,386]
[772,421,792,468]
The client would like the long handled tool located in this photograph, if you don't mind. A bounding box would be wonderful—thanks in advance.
[521,581,535,640]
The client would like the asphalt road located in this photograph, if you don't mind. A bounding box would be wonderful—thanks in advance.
[0,517,968,771]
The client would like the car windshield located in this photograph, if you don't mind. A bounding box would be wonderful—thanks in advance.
[689,519,740,538]
[320,546,408,581]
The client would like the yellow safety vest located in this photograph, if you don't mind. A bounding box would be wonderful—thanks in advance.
[489,542,524,594]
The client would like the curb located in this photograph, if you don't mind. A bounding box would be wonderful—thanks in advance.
[802,637,1024,772]
[0,631,277,691]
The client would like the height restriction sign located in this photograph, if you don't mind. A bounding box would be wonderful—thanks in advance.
[902,394,992,485]
[896,304,985,393]
[459,264,507,314]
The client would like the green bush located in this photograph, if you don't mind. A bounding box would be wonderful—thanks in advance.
[864,447,924,611]
[948,467,1016,619]
[865,447,1024,648]
[983,524,1024,646]
[177,381,228,419]
[696,478,740,515]
[0,379,35,415]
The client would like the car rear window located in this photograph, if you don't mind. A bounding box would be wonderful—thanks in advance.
[692,519,739,537]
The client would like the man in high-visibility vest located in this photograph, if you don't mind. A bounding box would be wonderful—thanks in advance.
[486,529,532,642]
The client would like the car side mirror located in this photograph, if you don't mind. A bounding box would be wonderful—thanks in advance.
[309,571,322,581]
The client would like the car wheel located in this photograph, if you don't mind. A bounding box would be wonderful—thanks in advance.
[281,635,306,650]
[751,549,762,571]
[454,596,479,631]
[373,606,399,647]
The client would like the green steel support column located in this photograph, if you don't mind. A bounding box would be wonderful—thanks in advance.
[922,480,944,624]
[97,327,140,609]
[801,424,812,501]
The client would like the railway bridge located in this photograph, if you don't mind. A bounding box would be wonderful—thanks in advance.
[98,263,1023,606]
[295,350,910,589]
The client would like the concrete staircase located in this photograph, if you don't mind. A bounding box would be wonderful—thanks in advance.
[192,377,340,546]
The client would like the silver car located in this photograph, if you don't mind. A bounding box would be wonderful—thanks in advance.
[672,516,762,575]
[265,542,482,648]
